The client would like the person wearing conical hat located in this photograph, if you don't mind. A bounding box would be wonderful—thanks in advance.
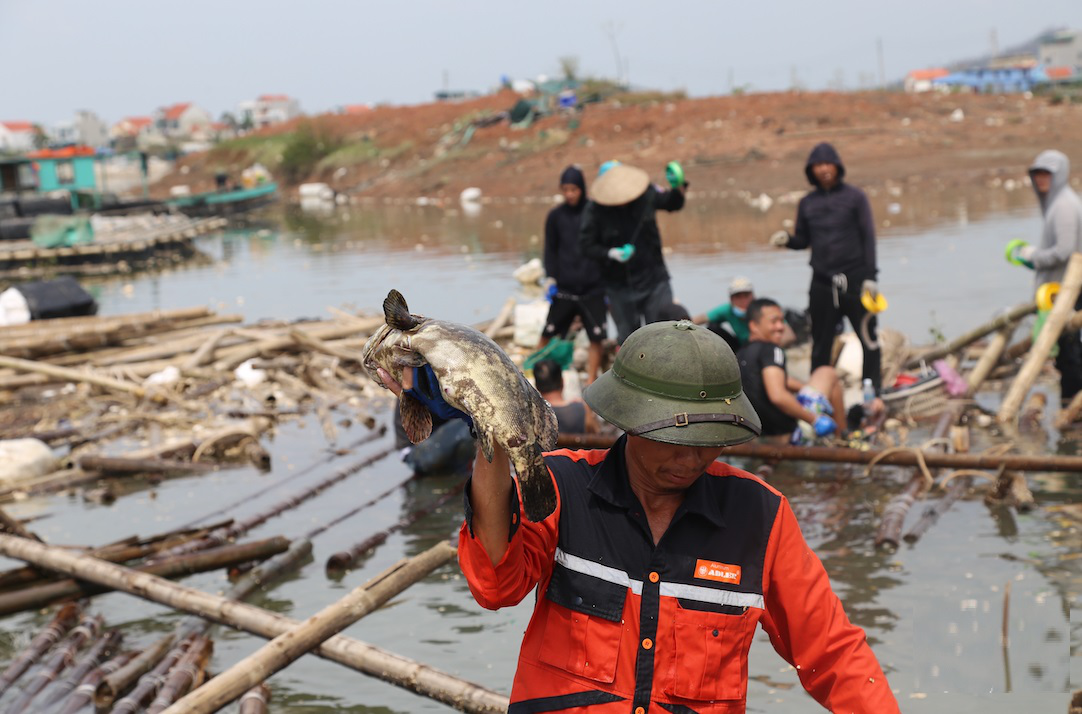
[579,161,687,344]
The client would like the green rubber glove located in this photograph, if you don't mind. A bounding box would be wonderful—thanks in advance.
[1005,239,1034,270]
[665,161,685,189]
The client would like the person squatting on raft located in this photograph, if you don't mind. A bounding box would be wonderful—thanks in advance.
[580,161,687,344]
[770,142,884,401]
[382,320,899,713]
[1007,149,1082,407]
[737,298,846,444]
[693,275,756,351]
[540,165,609,384]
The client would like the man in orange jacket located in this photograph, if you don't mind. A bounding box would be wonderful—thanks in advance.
[384,320,898,713]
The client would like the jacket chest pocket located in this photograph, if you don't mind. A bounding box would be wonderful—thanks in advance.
[538,565,628,684]
[665,605,760,701]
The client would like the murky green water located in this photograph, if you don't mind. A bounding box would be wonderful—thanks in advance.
[2,187,1079,712]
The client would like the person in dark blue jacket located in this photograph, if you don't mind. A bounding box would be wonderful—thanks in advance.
[540,166,607,383]
[770,143,883,396]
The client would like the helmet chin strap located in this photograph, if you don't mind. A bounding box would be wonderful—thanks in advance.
[626,412,761,437]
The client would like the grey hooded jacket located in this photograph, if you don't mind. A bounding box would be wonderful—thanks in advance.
[1029,150,1082,287]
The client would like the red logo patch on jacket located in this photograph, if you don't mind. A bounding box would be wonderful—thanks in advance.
[694,559,741,585]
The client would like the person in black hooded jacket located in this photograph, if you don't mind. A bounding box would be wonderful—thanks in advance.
[539,165,608,384]
[770,142,883,396]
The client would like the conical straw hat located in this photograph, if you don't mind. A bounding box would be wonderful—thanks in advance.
[592,164,650,206]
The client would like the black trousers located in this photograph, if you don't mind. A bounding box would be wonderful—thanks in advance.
[1055,292,1082,404]
[809,277,881,391]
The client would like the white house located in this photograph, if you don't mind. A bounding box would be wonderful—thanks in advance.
[1040,30,1082,71]
[155,102,214,139]
[52,110,109,148]
[0,121,37,153]
[237,94,301,129]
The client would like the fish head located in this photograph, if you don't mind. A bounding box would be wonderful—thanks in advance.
[362,289,428,389]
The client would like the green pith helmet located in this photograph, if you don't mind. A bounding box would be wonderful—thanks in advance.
[583,320,761,446]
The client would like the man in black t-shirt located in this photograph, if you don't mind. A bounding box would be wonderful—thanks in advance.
[737,298,845,442]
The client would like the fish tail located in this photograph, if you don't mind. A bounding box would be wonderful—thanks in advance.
[383,290,419,331]
[517,446,557,522]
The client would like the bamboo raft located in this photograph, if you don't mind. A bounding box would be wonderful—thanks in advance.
[0,264,1079,710]
[0,213,229,279]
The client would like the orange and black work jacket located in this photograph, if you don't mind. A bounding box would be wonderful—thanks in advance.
[458,437,900,714]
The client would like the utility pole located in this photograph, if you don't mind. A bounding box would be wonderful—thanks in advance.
[989,28,999,58]
[604,21,624,85]
[877,37,885,88]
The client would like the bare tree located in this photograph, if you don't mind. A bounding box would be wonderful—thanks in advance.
[558,56,580,82]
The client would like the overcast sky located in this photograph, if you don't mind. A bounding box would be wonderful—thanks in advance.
[1,0,1078,125]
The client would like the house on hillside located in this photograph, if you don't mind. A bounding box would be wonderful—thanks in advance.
[111,116,154,141]
[236,94,301,129]
[155,102,213,140]
[339,104,372,115]
[0,121,38,154]
[1040,30,1082,71]
[51,111,108,148]
[905,69,950,93]
[933,65,1049,93]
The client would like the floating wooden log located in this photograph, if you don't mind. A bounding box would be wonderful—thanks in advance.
[0,504,39,541]
[56,650,137,714]
[904,463,1006,544]
[38,630,123,707]
[161,541,459,714]
[238,682,271,713]
[998,254,1082,423]
[875,407,959,550]
[3,613,102,712]
[556,433,1082,472]
[327,480,465,573]
[145,635,213,713]
[0,535,508,713]
[0,602,80,692]
[0,536,290,616]
[905,301,1035,369]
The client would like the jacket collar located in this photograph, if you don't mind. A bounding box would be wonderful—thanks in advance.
[587,434,726,528]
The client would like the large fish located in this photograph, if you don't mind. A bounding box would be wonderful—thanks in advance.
[362,289,559,521]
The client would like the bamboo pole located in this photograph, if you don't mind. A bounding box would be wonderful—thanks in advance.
[905,301,1035,369]
[0,354,153,401]
[213,319,382,371]
[1004,309,1082,360]
[111,635,195,713]
[483,296,517,339]
[1055,389,1082,430]
[0,535,508,713]
[327,480,465,573]
[145,636,213,713]
[998,254,1082,423]
[162,542,459,714]
[557,433,1082,472]
[0,536,290,616]
[179,427,388,530]
[153,447,395,561]
[3,614,102,712]
[38,630,123,707]
[0,602,80,692]
[965,327,1012,397]
[238,683,271,713]
[875,407,959,550]
[77,455,219,475]
[56,650,137,714]
[94,632,178,709]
